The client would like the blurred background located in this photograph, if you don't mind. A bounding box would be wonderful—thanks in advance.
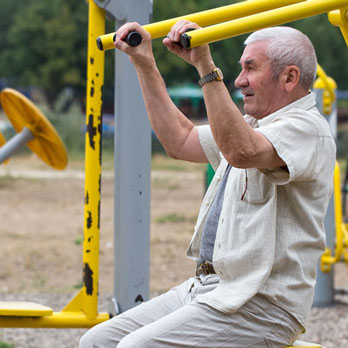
[1,0,348,162]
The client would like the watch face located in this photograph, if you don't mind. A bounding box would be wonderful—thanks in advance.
[214,68,223,80]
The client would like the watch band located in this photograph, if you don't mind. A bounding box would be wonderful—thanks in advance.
[198,67,223,87]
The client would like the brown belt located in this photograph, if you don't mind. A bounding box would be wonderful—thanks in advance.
[196,261,216,276]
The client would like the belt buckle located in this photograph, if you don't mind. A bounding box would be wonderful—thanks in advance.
[196,262,215,276]
[202,263,210,274]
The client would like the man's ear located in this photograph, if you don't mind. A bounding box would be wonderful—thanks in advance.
[280,65,301,92]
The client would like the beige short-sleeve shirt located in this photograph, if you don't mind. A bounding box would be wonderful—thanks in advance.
[188,93,336,328]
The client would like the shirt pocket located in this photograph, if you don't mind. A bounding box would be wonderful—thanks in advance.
[239,168,274,204]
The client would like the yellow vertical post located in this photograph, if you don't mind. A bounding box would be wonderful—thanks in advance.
[83,0,105,320]
[315,64,337,116]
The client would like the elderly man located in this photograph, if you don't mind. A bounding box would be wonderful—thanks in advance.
[80,22,336,348]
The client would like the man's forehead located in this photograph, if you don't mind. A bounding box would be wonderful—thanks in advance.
[239,41,269,65]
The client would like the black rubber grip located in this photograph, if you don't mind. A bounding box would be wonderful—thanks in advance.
[115,31,142,47]
[180,33,191,49]
[180,28,196,49]
[96,37,103,50]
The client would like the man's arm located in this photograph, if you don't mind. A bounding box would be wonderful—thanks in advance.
[195,73,284,169]
[163,20,286,169]
[114,22,208,163]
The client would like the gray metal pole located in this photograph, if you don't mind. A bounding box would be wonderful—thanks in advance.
[94,0,153,315]
[0,127,34,164]
[313,87,337,307]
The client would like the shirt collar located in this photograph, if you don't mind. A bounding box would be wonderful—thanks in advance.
[247,92,316,127]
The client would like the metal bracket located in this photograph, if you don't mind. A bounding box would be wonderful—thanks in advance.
[108,297,120,317]
[93,0,152,22]
[328,7,348,47]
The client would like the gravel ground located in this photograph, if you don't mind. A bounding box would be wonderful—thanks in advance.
[1,292,348,348]
[1,157,348,347]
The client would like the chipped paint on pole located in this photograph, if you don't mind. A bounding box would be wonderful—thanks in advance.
[83,0,105,320]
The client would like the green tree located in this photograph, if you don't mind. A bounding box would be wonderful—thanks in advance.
[292,14,348,89]
[152,0,246,90]
[1,0,348,107]
[0,0,88,106]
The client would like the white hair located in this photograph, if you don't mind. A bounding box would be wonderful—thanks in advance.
[245,27,317,90]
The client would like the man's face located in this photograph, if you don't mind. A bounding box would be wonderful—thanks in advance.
[234,41,284,119]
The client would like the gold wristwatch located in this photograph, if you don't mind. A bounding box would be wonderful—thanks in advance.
[198,67,223,87]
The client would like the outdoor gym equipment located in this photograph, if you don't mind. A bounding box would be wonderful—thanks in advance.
[0,130,9,164]
[0,88,68,169]
[320,162,348,272]
[96,0,306,51]
[0,0,109,328]
[179,0,348,48]
[0,3,346,345]
[97,0,348,51]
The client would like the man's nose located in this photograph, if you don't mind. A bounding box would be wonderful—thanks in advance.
[234,73,248,88]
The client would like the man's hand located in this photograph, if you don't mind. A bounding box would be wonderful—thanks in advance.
[163,20,216,76]
[114,22,156,72]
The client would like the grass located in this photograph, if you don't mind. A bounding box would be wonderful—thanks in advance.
[74,236,83,245]
[155,212,196,224]
[0,341,15,348]
[155,213,187,224]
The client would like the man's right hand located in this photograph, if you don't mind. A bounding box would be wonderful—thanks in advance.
[163,20,216,77]
[114,22,156,73]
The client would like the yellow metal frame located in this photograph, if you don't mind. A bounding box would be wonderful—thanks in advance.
[314,64,337,115]
[0,0,110,328]
[321,162,348,272]
[285,341,321,348]
[183,0,348,48]
[328,7,348,45]
[98,0,306,51]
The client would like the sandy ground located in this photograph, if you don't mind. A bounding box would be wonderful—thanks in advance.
[0,154,348,347]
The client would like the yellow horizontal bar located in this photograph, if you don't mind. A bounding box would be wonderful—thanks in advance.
[184,0,348,48]
[0,311,110,328]
[288,341,321,347]
[98,0,306,50]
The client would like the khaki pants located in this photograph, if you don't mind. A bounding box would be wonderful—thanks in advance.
[80,274,302,348]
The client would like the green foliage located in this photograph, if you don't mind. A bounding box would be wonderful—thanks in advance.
[0,0,88,105]
[0,0,115,107]
[45,103,86,159]
[74,235,83,245]
[1,0,348,107]
[155,213,188,224]
[0,341,15,348]
[44,101,115,160]
[152,0,246,89]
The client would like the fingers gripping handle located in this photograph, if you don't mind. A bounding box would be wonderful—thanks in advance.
[96,31,142,51]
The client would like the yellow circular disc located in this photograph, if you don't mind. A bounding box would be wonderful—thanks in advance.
[0,88,68,169]
[0,130,10,164]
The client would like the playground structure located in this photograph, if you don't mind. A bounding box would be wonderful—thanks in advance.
[0,88,68,170]
[0,0,348,347]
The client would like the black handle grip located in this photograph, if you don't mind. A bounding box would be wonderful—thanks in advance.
[114,31,142,47]
[179,28,196,49]
[96,31,142,51]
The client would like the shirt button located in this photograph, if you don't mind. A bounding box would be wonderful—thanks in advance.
[216,175,221,181]
[205,200,210,206]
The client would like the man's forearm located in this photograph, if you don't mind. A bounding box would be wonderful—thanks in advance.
[135,65,204,161]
